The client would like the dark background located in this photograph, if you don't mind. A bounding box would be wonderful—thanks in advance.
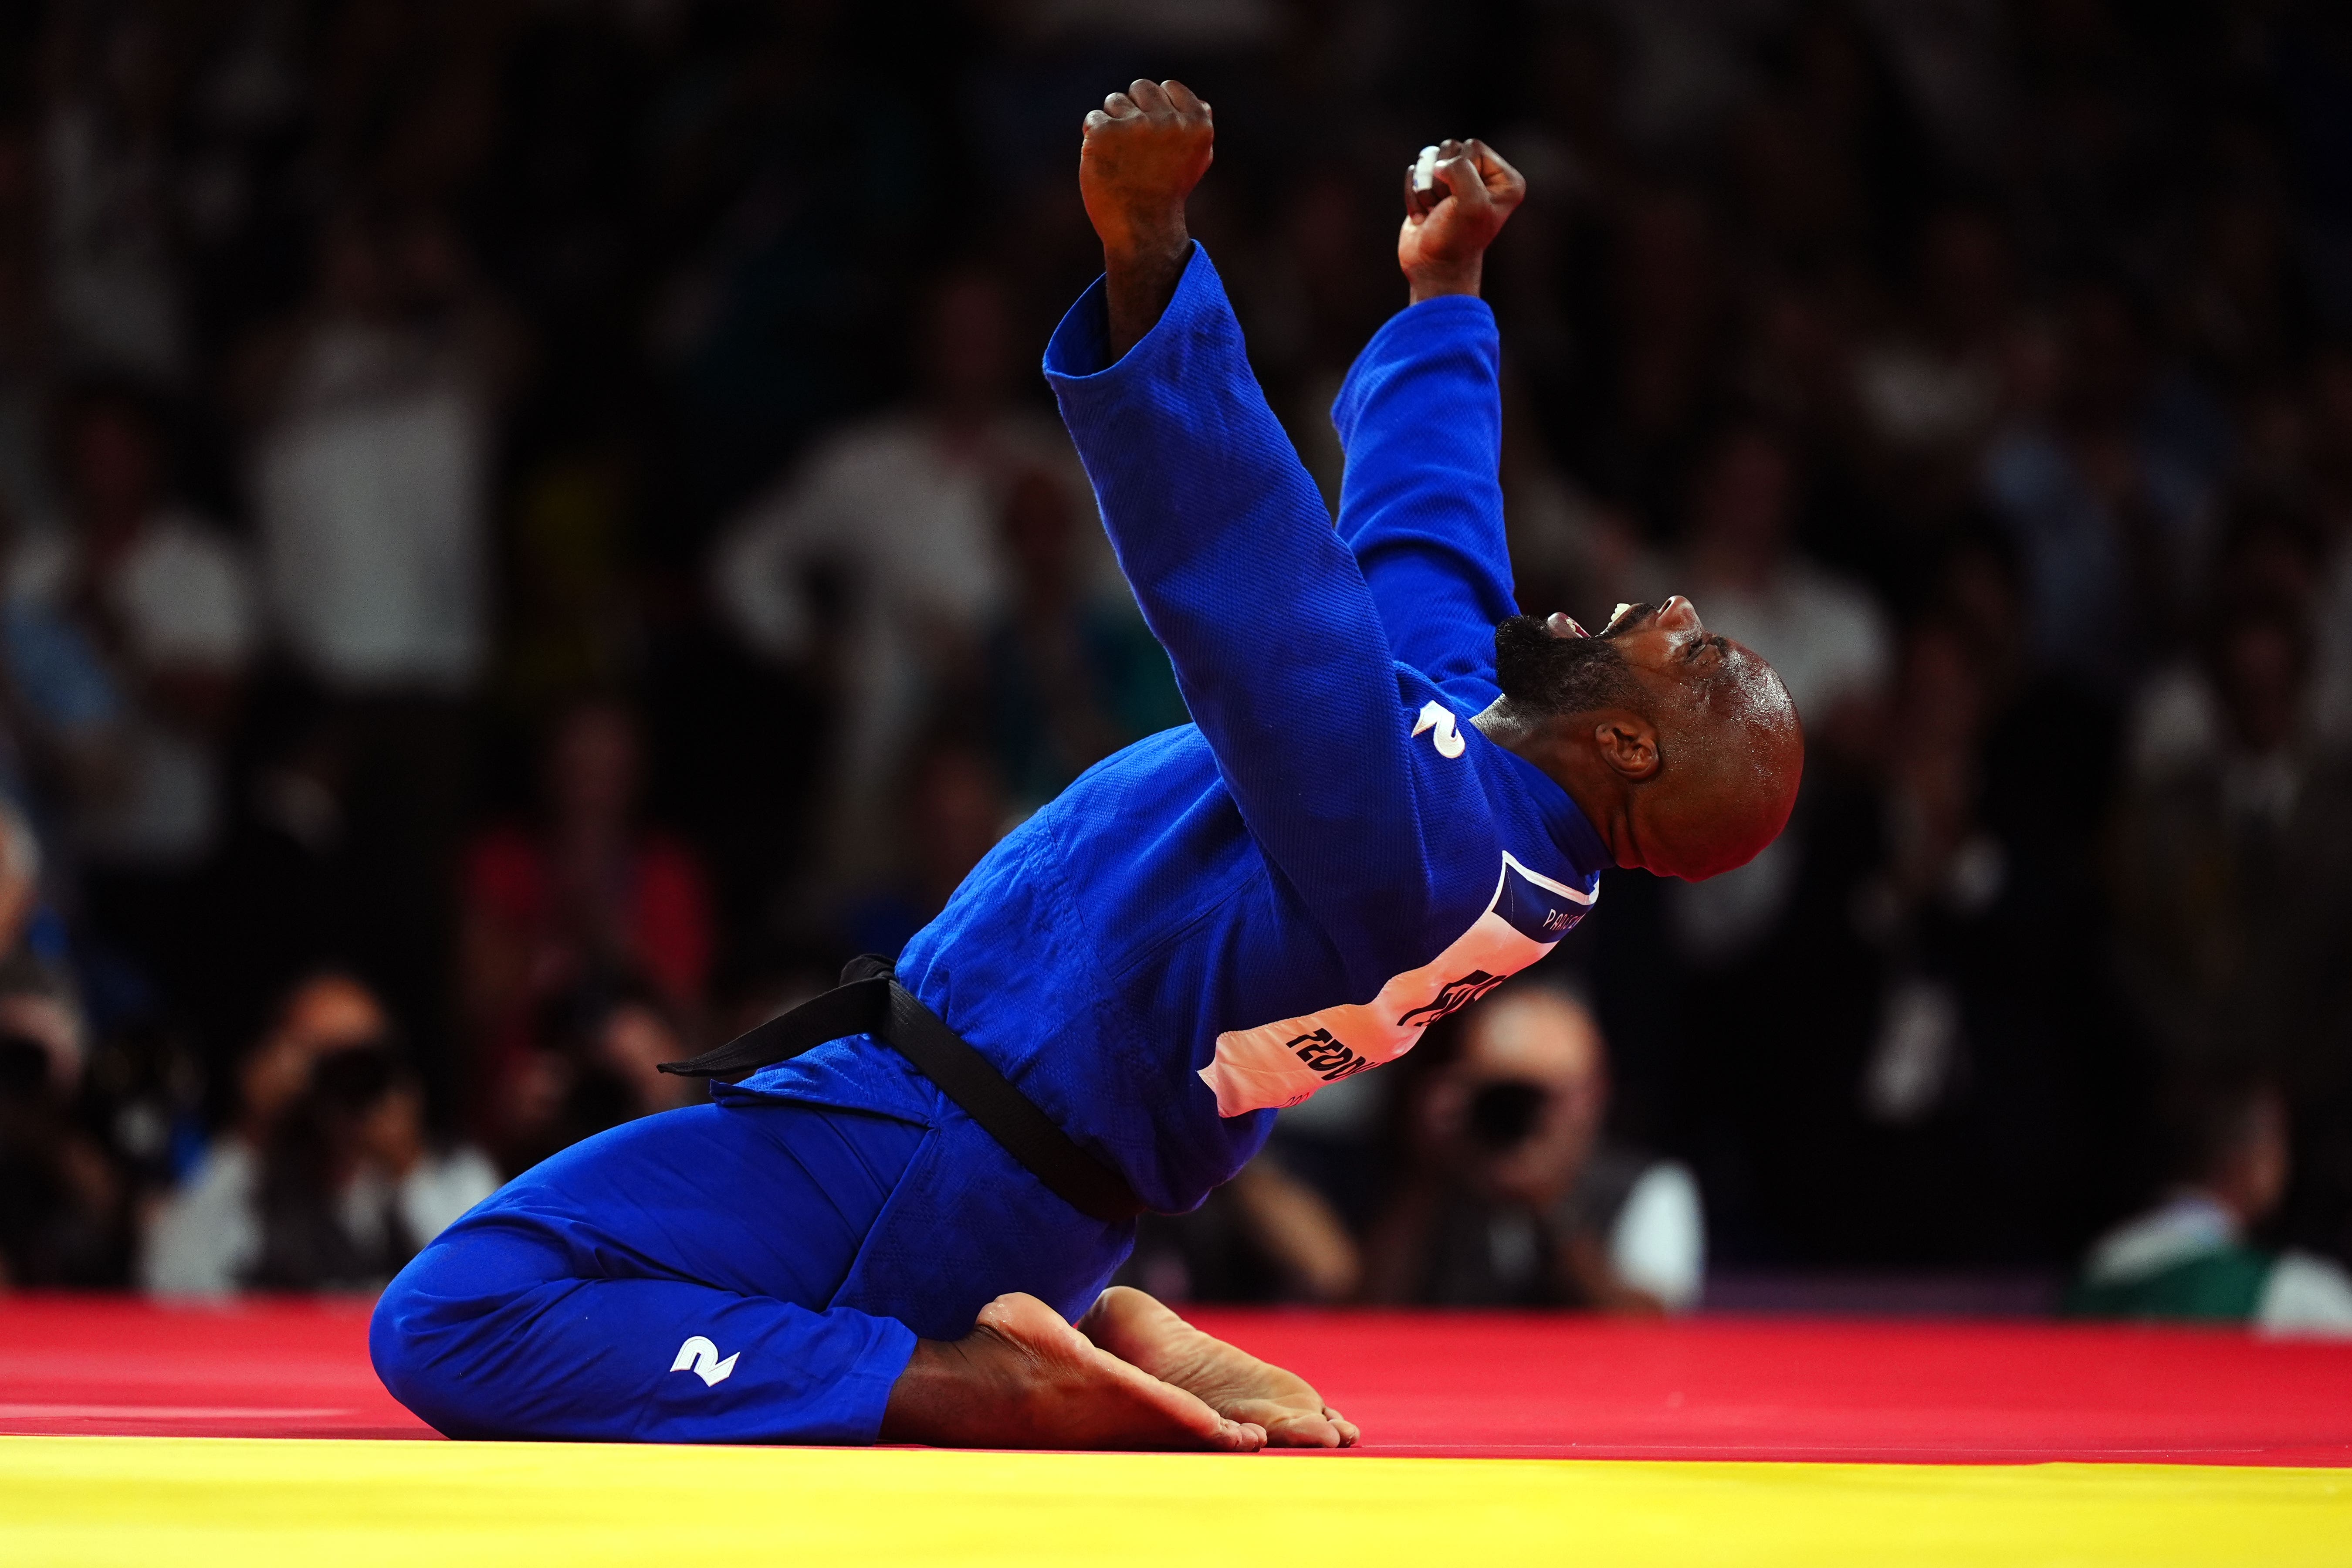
[2,0,2349,1295]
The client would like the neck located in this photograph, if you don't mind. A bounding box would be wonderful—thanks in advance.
[1472,698,1641,869]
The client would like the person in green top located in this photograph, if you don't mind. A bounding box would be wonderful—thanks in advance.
[2069,1073,2352,1332]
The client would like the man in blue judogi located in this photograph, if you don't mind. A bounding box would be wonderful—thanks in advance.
[371,83,1802,1451]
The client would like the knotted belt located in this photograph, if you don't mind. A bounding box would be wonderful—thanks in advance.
[658,954,1146,1223]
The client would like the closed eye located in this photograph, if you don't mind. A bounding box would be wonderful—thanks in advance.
[1681,634,1729,664]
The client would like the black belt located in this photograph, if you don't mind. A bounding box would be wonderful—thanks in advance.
[658,955,1145,1224]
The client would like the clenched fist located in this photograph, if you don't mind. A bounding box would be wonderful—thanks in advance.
[1081,79,1214,356]
[1398,139,1526,304]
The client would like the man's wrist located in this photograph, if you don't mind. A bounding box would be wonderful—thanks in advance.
[1406,257,1483,303]
[1104,225,1191,356]
[1101,208,1189,264]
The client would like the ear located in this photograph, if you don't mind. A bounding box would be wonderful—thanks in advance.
[1590,713,1661,781]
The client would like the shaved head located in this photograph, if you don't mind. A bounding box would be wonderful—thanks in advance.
[1480,599,1803,881]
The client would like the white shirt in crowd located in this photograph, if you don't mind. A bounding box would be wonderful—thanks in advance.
[1608,1159,1707,1312]
[5,511,257,865]
[711,409,1101,886]
[254,321,491,693]
[2081,1192,2352,1337]
[141,1138,500,1298]
[10,511,259,673]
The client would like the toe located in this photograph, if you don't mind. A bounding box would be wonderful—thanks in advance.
[1214,1419,1267,1452]
[1255,1409,1345,1448]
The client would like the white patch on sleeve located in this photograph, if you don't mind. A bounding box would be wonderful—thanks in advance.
[1198,854,1595,1118]
[1412,701,1466,758]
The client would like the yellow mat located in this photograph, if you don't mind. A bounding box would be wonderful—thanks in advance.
[3,1436,2346,1567]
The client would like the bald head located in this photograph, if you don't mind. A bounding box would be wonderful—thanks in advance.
[1482,597,1802,880]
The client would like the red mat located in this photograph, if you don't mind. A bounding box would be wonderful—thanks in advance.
[2,1296,2347,1464]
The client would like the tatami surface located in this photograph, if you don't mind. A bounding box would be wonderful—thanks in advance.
[4,1297,2350,1564]
[6,1436,2350,1567]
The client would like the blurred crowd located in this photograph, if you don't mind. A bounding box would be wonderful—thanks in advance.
[0,0,2349,1327]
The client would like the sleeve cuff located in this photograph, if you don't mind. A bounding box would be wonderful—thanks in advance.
[1042,241,1216,385]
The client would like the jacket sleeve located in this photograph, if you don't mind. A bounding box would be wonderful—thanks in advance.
[1043,245,1441,969]
[1329,295,1517,700]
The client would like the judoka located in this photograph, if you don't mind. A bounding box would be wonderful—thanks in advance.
[370,80,1802,1451]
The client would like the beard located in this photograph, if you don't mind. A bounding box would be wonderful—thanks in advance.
[1493,613,1648,717]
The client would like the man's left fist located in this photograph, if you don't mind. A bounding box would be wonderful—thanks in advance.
[1398,138,1526,303]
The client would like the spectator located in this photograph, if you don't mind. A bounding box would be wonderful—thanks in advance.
[232,205,523,1097]
[835,731,1012,962]
[0,795,66,970]
[1366,984,1704,1313]
[711,268,1096,896]
[981,468,1186,810]
[242,1039,495,1293]
[38,4,186,386]
[461,695,712,1141]
[2110,605,2352,1085]
[1651,418,1893,747]
[4,383,255,975]
[1640,418,1891,967]
[1848,617,2008,1128]
[142,969,381,1293]
[236,206,515,700]
[2071,1074,2352,1334]
[145,970,493,1294]
[1117,1155,1363,1307]
[1980,281,2227,695]
[1844,205,2019,530]
[489,979,700,1178]
[2123,501,2325,783]
[0,952,121,1286]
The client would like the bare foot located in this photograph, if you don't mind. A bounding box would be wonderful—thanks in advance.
[1078,1286,1360,1448]
[880,1292,1266,1451]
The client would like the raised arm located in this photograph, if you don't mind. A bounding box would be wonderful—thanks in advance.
[1333,140,1528,702]
[1049,82,1442,965]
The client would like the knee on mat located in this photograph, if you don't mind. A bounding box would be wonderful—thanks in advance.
[369,1269,499,1435]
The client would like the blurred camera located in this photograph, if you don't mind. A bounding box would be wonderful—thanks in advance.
[1466,1077,1547,1151]
[0,1032,53,1104]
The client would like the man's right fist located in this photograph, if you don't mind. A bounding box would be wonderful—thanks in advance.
[1080,79,1213,259]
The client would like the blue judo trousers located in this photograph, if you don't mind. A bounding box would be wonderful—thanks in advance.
[372,246,1614,1444]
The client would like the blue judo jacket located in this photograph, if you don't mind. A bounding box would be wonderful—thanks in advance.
[731,245,1609,1234]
